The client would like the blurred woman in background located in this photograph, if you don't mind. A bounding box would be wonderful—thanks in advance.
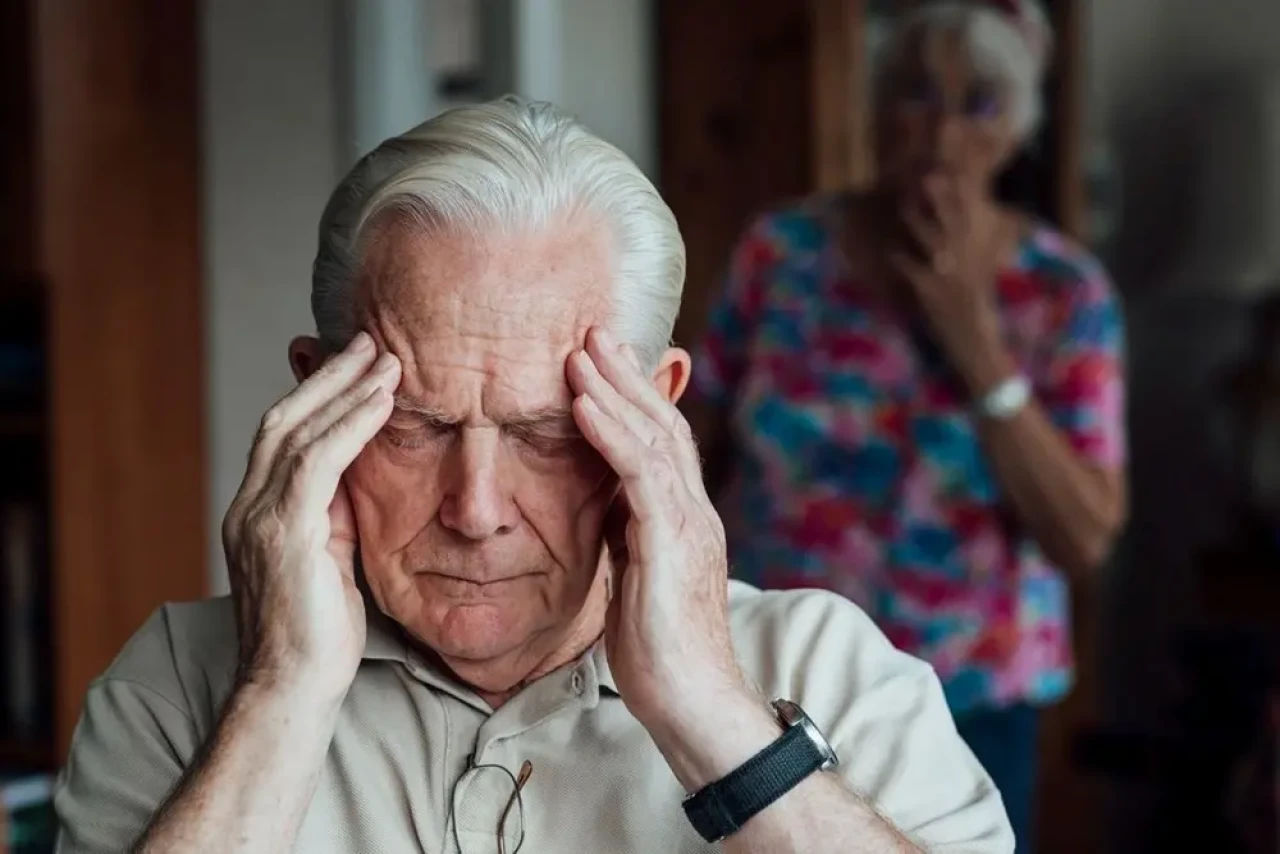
[686,1,1127,850]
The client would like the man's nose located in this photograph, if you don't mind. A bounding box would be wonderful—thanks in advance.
[438,429,519,540]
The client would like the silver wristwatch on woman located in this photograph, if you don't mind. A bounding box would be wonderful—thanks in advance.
[974,374,1031,420]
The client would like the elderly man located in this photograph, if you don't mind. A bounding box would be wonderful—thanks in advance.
[55,97,1013,853]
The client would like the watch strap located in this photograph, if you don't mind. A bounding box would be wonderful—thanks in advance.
[682,723,826,842]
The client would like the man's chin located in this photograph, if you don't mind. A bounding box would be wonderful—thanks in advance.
[395,597,543,673]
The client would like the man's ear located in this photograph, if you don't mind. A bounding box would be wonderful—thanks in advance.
[650,346,692,405]
[288,336,323,382]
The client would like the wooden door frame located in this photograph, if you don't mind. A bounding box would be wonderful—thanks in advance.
[33,0,207,754]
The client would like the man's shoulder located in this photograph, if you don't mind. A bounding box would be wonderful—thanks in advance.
[727,582,1012,850]
[726,579,904,656]
[97,596,239,720]
[726,580,935,702]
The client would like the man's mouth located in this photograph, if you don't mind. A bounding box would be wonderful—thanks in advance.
[418,572,534,597]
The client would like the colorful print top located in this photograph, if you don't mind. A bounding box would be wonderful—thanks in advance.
[692,197,1126,714]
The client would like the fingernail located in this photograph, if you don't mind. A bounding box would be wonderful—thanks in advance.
[351,331,373,351]
[375,352,398,372]
[595,327,615,348]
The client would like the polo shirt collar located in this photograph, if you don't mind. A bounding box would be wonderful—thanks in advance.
[590,640,620,696]
[362,602,411,662]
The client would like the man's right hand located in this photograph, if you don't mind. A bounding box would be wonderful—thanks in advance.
[221,331,400,700]
[131,333,400,853]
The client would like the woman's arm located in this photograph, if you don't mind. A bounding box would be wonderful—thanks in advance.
[964,283,1127,577]
[961,343,1127,577]
[892,199,1128,579]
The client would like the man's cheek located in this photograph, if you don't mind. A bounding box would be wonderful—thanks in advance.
[345,452,442,538]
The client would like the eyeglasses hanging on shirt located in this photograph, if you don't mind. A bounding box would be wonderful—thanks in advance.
[449,758,534,854]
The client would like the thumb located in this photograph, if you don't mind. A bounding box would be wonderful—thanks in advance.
[603,493,632,576]
[327,479,358,569]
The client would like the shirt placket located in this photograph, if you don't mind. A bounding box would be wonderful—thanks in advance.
[444,657,599,853]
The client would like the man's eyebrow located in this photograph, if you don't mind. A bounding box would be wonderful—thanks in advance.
[391,396,456,424]
[501,406,575,427]
[390,398,576,429]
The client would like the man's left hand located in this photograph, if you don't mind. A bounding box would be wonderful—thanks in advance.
[567,327,739,712]
[890,175,1014,393]
[566,327,766,770]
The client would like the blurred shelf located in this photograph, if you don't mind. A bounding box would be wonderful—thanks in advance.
[0,413,43,439]
[0,737,54,771]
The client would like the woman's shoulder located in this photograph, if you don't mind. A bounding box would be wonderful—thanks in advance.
[1010,218,1118,312]
[741,192,847,254]
[1016,219,1114,291]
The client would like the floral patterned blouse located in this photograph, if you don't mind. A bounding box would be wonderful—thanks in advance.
[691,196,1126,714]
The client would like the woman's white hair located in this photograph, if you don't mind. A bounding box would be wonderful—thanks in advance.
[874,0,1054,140]
[311,95,686,370]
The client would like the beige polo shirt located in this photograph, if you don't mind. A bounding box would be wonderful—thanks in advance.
[54,582,1013,853]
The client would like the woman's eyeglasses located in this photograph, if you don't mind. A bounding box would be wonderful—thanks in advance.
[896,76,1004,121]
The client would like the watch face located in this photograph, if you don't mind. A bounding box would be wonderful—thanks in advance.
[772,699,840,769]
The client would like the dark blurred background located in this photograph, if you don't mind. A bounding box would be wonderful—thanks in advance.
[0,1,1276,852]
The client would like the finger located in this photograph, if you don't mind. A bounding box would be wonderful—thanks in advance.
[283,351,400,453]
[568,345,704,485]
[566,347,663,449]
[580,329,701,474]
[584,328,674,425]
[572,394,667,523]
[327,480,358,568]
[603,494,632,576]
[901,200,944,257]
[284,386,395,518]
[889,251,936,290]
[925,174,965,237]
[250,332,378,474]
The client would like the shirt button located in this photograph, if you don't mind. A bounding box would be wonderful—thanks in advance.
[570,671,584,694]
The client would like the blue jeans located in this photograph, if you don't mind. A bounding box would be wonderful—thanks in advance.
[955,704,1040,854]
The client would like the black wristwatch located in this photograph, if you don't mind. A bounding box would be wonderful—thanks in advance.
[682,699,839,842]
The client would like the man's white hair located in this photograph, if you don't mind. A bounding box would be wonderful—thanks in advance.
[874,0,1054,141]
[311,95,686,370]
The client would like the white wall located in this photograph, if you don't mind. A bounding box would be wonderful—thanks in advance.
[200,0,655,591]
[1088,0,1280,290]
[202,0,344,592]
[559,0,656,177]
[341,0,437,163]
[1091,0,1280,107]
[513,0,657,176]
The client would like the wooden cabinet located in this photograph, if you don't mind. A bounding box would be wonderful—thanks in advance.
[658,0,818,349]
[0,0,206,766]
